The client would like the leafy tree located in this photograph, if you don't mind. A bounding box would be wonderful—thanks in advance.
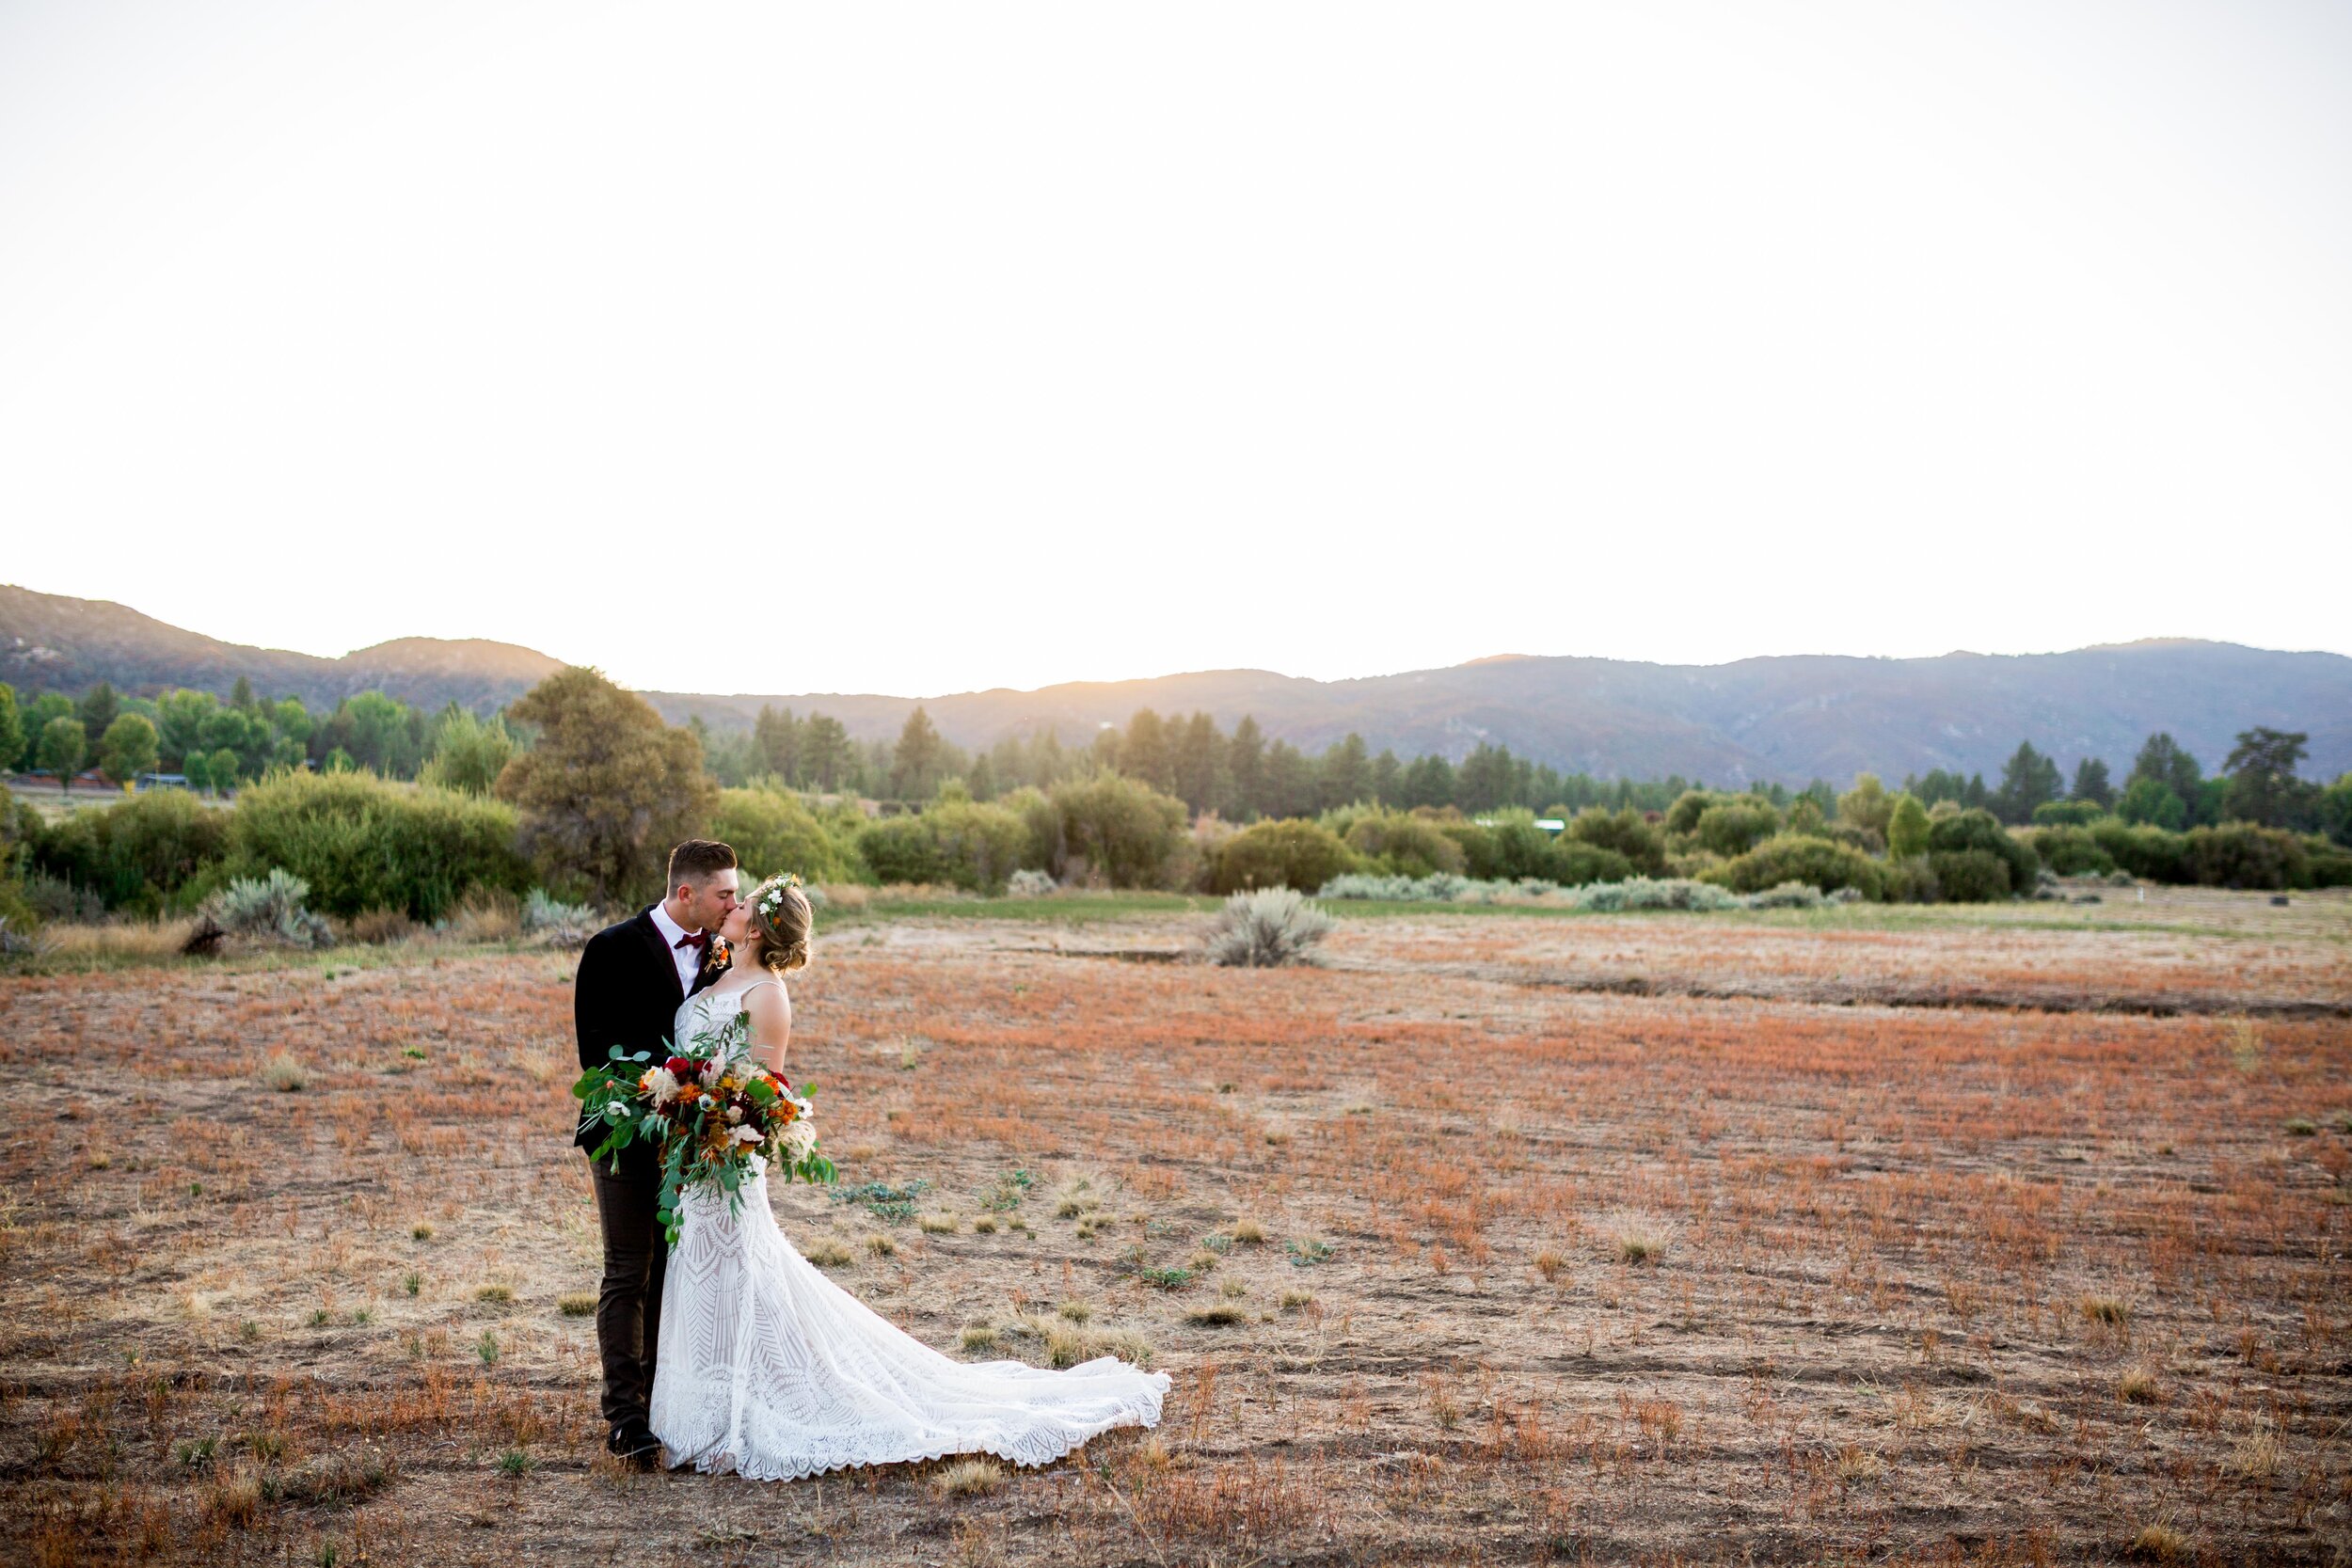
[0,682,24,772]
[154,689,218,768]
[1120,710,1173,794]
[497,667,716,903]
[2117,775,2186,830]
[325,691,422,777]
[1566,807,1666,876]
[230,674,258,711]
[1454,743,1518,814]
[1317,733,1372,812]
[2320,774,2352,849]
[1925,808,2037,895]
[1171,712,1227,816]
[421,707,518,796]
[78,682,119,737]
[1887,794,1931,860]
[183,750,214,794]
[888,705,947,801]
[2127,734,2202,813]
[1343,810,1466,877]
[754,705,802,782]
[801,713,853,792]
[38,716,87,791]
[2222,727,2311,829]
[28,692,74,731]
[1213,818,1357,895]
[98,713,159,786]
[1694,796,1781,857]
[1048,771,1187,889]
[206,748,240,793]
[1399,752,1454,810]
[1259,741,1317,820]
[1225,717,1266,819]
[2070,757,2114,808]
[1369,748,1401,804]
[707,787,857,884]
[1993,741,2062,825]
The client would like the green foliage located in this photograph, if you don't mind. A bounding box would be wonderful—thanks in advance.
[0,682,24,772]
[2023,824,2115,876]
[997,785,1064,877]
[2320,775,2352,850]
[2030,799,2104,827]
[2221,727,2311,829]
[37,715,87,786]
[1783,799,1826,837]
[230,768,531,919]
[2089,819,2187,883]
[2126,734,2205,823]
[1887,794,1931,861]
[1924,808,2037,895]
[1049,772,1189,890]
[419,708,517,796]
[709,787,858,886]
[30,787,230,912]
[1928,848,2011,903]
[2070,756,2114,808]
[98,713,159,785]
[853,799,1033,893]
[1706,833,1883,898]
[1836,774,1893,836]
[1342,810,1466,878]
[2183,823,2308,890]
[1663,789,1716,836]
[1565,807,1666,876]
[1214,818,1359,895]
[2117,775,2187,830]
[203,867,332,947]
[1549,841,1636,885]
[498,668,714,903]
[1693,797,1781,858]
[851,815,940,885]
[1993,740,2063,825]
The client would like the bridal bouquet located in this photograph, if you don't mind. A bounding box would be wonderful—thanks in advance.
[574,1011,836,1243]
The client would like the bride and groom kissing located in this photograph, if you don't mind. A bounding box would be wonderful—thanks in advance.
[572,838,1168,1481]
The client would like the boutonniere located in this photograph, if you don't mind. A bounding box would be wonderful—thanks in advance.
[702,936,731,974]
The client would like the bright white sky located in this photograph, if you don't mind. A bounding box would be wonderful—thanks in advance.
[2,2,2347,698]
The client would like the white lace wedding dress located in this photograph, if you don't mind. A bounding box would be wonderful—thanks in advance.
[648,983,1170,1481]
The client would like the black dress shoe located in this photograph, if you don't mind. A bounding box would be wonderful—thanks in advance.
[607,1420,661,1470]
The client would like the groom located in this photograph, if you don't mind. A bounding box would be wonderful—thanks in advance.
[573,837,740,1467]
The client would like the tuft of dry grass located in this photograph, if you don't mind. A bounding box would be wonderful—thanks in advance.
[803,1238,855,1268]
[866,1232,897,1258]
[2080,1294,2130,1326]
[261,1053,308,1092]
[32,919,196,963]
[1533,1247,1567,1282]
[1232,1217,1265,1245]
[2130,1523,2187,1561]
[557,1293,596,1318]
[1184,1304,1244,1327]
[2119,1367,2161,1404]
[346,908,415,945]
[959,1326,998,1353]
[475,1284,513,1305]
[919,1212,961,1233]
[930,1458,1004,1498]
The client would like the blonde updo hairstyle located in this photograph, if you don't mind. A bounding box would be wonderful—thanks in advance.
[746,875,814,975]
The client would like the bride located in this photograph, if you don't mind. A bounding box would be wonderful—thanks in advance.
[647,874,1169,1480]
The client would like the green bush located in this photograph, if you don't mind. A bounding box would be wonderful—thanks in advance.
[1693,797,1782,858]
[1214,818,1359,895]
[1707,833,1883,898]
[1343,810,1465,878]
[2031,800,2105,828]
[228,769,531,920]
[923,800,1035,894]
[31,787,230,913]
[710,787,858,885]
[1565,807,1666,876]
[1929,848,2012,903]
[1924,809,2037,895]
[2183,824,2308,891]
[1438,808,1560,881]
[853,814,944,885]
[2090,820,2187,883]
[999,785,1063,875]
[1549,841,1636,886]
[1662,789,1717,837]
[2022,824,2115,877]
[2305,840,2352,888]
[1880,855,1940,903]
[1049,772,1189,889]
[1887,795,1931,861]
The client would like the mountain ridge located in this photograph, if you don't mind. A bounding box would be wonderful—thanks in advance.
[5,583,2347,786]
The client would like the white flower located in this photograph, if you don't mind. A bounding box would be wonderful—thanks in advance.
[602,1101,628,1122]
[730,1125,761,1145]
[697,1059,723,1087]
[725,1104,744,1123]
[644,1068,680,1107]
[784,1120,818,1161]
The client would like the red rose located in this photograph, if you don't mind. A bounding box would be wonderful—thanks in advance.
[664,1056,697,1080]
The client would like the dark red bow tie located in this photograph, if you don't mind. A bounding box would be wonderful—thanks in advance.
[675,930,708,952]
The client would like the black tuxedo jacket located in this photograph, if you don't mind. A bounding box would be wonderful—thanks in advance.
[572,905,722,1167]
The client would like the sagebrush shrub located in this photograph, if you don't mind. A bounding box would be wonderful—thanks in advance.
[521,889,597,947]
[202,868,332,948]
[1204,888,1337,967]
[1006,867,1057,897]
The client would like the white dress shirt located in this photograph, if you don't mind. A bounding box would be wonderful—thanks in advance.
[647,900,705,998]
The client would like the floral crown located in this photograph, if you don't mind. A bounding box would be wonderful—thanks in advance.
[753,872,803,922]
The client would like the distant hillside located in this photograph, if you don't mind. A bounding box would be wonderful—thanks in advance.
[0,585,561,714]
[651,641,2352,787]
[5,584,2346,784]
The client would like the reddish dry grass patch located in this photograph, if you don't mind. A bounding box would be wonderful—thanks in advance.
[2,907,2346,1564]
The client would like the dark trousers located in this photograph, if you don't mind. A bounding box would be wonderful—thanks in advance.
[588,1156,667,1430]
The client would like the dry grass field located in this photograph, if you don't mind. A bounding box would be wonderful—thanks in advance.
[3,893,2347,1565]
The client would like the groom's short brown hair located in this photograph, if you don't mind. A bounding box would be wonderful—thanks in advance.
[667,839,738,889]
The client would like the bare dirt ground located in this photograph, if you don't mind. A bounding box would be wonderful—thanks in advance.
[3,895,2347,1565]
